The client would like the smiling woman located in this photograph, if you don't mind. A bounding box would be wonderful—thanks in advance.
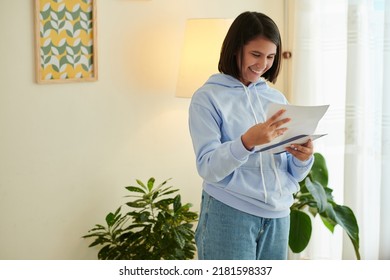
[189,11,314,260]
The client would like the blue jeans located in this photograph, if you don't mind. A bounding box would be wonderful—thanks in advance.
[195,191,290,260]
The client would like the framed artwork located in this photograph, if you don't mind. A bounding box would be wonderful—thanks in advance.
[34,0,98,83]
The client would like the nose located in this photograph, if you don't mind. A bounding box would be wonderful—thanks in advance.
[256,58,268,70]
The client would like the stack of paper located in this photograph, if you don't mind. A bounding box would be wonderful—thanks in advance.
[255,103,329,154]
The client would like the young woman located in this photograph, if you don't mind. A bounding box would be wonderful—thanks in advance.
[189,11,314,260]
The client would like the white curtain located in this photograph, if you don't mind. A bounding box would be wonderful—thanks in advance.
[290,0,390,259]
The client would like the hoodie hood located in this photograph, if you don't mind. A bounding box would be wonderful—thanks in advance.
[204,73,269,90]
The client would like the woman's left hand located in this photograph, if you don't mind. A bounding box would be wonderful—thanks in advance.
[285,139,314,161]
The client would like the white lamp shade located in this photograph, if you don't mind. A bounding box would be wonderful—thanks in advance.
[175,18,233,98]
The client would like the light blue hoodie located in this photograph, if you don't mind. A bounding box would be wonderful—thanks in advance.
[189,73,314,218]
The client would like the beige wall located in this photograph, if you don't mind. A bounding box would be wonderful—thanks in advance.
[0,0,284,259]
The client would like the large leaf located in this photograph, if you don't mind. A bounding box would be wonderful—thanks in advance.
[305,177,328,213]
[319,211,337,233]
[289,209,312,253]
[332,203,360,259]
[289,153,361,259]
[310,153,328,187]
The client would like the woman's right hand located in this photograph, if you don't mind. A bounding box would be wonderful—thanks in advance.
[241,109,291,151]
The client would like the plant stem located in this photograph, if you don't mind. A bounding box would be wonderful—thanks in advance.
[149,197,156,220]
[297,192,312,198]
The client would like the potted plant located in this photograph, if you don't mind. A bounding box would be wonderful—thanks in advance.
[289,152,361,259]
[83,177,198,260]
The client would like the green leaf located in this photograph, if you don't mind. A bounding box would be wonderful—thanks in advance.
[289,209,312,253]
[154,198,174,209]
[173,195,182,212]
[332,203,360,259]
[310,153,328,187]
[147,177,155,191]
[305,177,328,213]
[137,211,151,223]
[125,186,146,194]
[290,152,360,260]
[152,178,172,195]
[105,212,117,227]
[173,229,186,249]
[135,179,148,191]
[126,201,148,208]
[152,191,160,200]
[319,213,336,233]
[160,188,179,197]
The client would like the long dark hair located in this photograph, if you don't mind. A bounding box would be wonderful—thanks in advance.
[218,11,282,84]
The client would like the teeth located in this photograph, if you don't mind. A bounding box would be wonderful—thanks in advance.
[250,68,262,74]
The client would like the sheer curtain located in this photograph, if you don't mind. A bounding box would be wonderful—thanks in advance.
[289,0,390,259]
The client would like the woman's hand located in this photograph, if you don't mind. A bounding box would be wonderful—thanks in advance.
[241,109,290,151]
[285,139,314,161]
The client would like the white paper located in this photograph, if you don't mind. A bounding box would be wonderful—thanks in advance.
[254,103,329,154]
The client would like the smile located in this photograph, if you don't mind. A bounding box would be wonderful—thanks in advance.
[250,67,263,74]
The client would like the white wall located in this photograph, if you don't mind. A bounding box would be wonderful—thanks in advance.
[0,0,283,259]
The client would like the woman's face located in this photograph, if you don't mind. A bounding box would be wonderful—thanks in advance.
[237,36,277,86]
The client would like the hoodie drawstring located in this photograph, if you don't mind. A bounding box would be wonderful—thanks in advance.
[254,87,283,198]
[243,84,283,203]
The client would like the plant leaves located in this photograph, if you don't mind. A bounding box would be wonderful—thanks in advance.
[160,188,179,197]
[173,229,186,249]
[290,153,360,260]
[155,178,171,190]
[305,177,328,213]
[310,153,328,187]
[147,177,155,191]
[135,179,148,191]
[126,200,148,208]
[173,195,182,212]
[105,212,116,227]
[154,198,174,209]
[289,209,312,253]
[83,177,198,260]
[125,186,146,194]
[332,203,360,259]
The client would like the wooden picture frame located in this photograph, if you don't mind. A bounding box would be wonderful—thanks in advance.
[34,0,98,84]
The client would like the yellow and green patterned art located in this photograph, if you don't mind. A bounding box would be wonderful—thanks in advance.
[37,0,96,81]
